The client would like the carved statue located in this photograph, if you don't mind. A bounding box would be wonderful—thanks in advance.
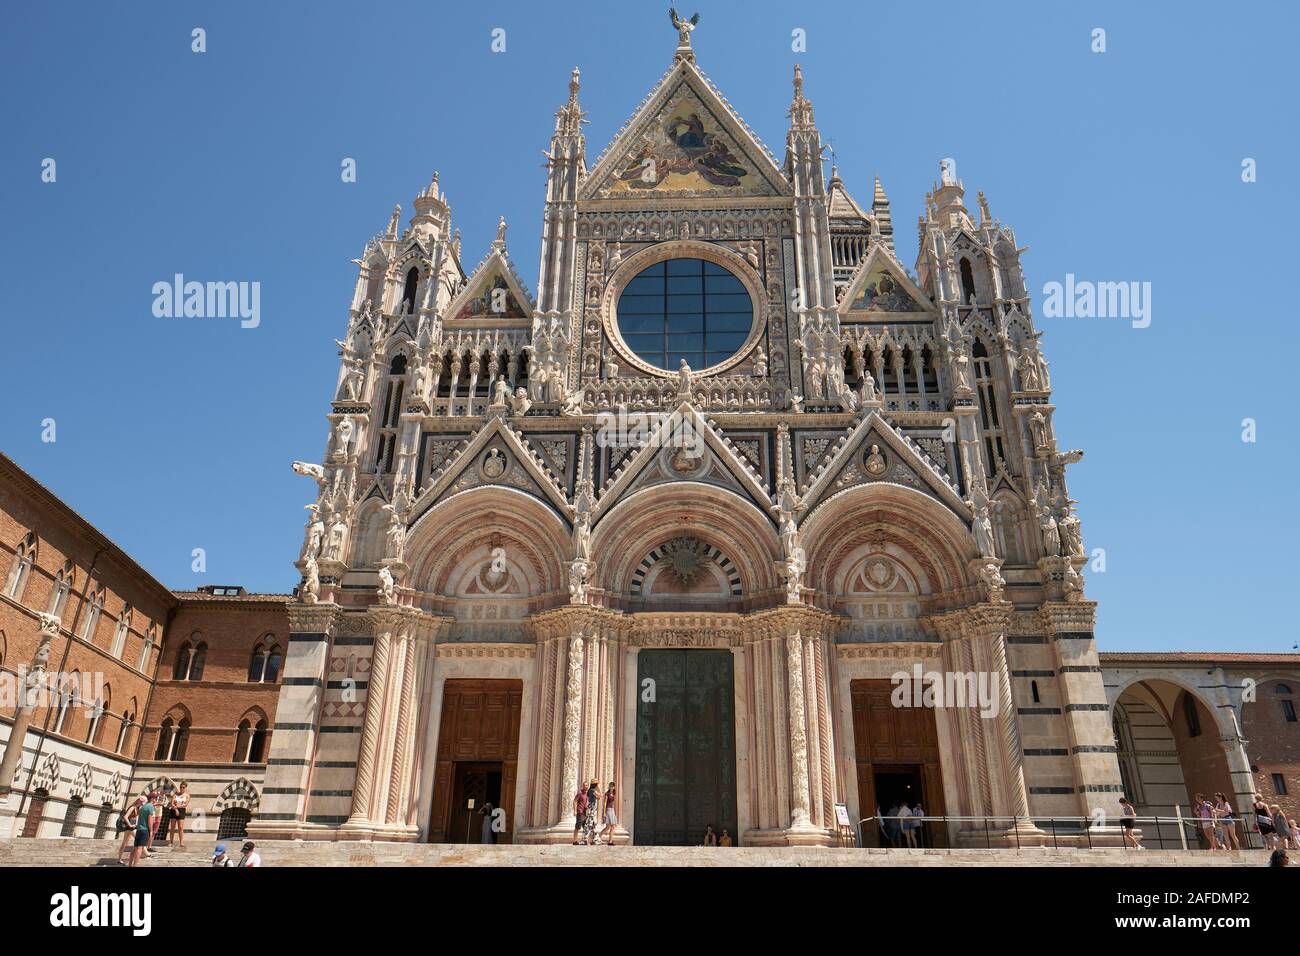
[676,359,693,401]
[1037,502,1061,557]
[784,545,806,604]
[1058,505,1084,558]
[561,388,585,416]
[301,503,325,562]
[860,371,877,403]
[669,8,700,46]
[773,477,802,558]
[1063,563,1084,602]
[970,483,997,557]
[568,558,591,604]
[301,554,320,604]
[325,515,348,561]
[382,503,406,561]
[573,511,592,564]
[1030,411,1048,451]
[292,460,325,484]
[377,565,396,605]
[511,387,532,416]
[787,390,804,413]
[335,416,354,458]
[864,443,887,477]
[492,377,509,407]
[1017,345,1042,391]
[977,560,1006,602]
[752,345,767,377]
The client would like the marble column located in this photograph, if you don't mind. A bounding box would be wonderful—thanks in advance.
[341,607,401,835]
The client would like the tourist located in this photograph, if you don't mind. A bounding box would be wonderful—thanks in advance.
[584,778,601,846]
[146,790,162,854]
[911,803,927,848]
[572,782,589,845]
[239,841,262,867]
[1270,806,1291,850]
[1214,793,1239,850]
[1268,848,1289,867]
[1253,793,1276,848]
[156,780,175,845]
[1194,793,1219,850]
[884,802,903,848]
[479,801,496,844]
[129,794,154,867]
[597,780,618,846]
[719,828,733,847]
[212,843,235,867]
[902,802,920,848]
[169,781,191,848]
[116,796,143,864]
[1118,796,1142,850]
[703,824,717,846]
[1290,819,1300,850]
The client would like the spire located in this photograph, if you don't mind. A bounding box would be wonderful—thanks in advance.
[931,159,972,230]
[977,190,991,225]
[386,204,400,238]
[555,67,586,137]
[871,176,895,254]
[411,171,452,237]
[788,63,816,129]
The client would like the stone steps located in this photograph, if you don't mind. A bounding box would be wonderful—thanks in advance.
[0,837,1267,867]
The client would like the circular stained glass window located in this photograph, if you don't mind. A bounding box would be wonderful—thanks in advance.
[616,257,753,371]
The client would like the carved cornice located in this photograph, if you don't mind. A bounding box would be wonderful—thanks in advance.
[922,601,1014,642]
[286,601,345,634]
[836,642,943,661]
[434,642,536,660]
[1038,601,1097,635]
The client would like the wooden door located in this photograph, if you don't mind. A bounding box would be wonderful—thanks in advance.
[428,679,522,843]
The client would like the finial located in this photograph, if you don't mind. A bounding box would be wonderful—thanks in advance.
[793,63,804,96]
[977,190,991,223]
[493,216,507,249]
[569,67,580,102]
[387,204,401,237]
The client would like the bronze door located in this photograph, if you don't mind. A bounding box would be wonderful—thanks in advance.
[634,649,737,845]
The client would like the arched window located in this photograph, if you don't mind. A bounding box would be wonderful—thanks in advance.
[959,257,977,302]
[249,719,269,763]
[173,636,207,681]
[401,267,419,314]
[115,709,133,755]
[1276,683,1297,723]
[249,636,282,683]
[48,560,74,617]
[53,681,76,735]
[972,339,1006,474]
[234,720,251,762]
[217,807,251,840]
[389,352,408,377]
[156,711,190,761]
[137,624,156,672]
[86,686,110,746]
[110,605,131,659]
[4,533,36,600]
[79,584,105,642]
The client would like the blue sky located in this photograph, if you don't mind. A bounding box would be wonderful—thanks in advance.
[2,1,1296,651]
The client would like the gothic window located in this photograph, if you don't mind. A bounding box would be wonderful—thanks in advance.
[86,686,109,745]
[248,636,282,683]
[137,624,156,672]
[244,718,269,762]
[156,710,190,761]
[1272,773,1288,795]
[110,605,131,659]
[4,532,35,600]
[389,352,407,377]
[881,346,899,393]
[615,258,752,371]
[234,719,250,762]
[959,257,976,302]
[79,584,105,642]
[972,339,1006,474]
[921,346,939,392]
[900,346,917,393]
[53,674,79,735]
[1277,681,1296,722]
[173,636,207,681]
[48,560,74,617]
[115,709,133,755]
[401,267,419,314]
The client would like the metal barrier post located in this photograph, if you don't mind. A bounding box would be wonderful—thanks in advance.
[1175,804,1188,850]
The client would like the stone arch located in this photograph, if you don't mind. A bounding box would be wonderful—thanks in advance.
[802,482,976,599]
[407,487,570,599]
[213,777,260,813]
[32,753,60,793]
[591,482,781,598]
[630,537,743,598]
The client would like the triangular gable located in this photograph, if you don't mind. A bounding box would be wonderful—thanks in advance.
[411,417,573,524]
[594,402,773,520]
[581,58,791,200]
[800,410,968,519]
[827,177,869,222]
[444,246,534,325]
[838,245,932,316]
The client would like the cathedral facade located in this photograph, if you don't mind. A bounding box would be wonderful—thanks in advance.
[254,30,1131,848]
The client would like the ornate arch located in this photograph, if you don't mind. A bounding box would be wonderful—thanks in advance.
[802,482,975,598]
[406,487,570,598]
[213,777,260,813]
[592,482,780,596]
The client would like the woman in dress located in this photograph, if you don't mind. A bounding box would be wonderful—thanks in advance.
[598,781,618,846]
[1194,793,1220,850]
[169,781,191,848]
[1213,792,1239,850]
[1270,805,1292,850]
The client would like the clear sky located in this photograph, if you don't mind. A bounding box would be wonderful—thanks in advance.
[2,1,1296,651]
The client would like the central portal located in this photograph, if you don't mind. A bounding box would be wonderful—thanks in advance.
[634,649,738,846]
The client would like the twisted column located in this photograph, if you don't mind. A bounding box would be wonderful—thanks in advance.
[345,616,394,827]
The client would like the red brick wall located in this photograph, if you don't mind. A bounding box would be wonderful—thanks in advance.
[1168,690,1235,811]
[1242,679,1300,824]
[140,600,287,766]
[0,470,169,762]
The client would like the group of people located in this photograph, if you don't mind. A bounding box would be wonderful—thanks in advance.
[876,802,926,847]
[115,781,192,866]
[572,778,618,845]
[1117,792,1298,853]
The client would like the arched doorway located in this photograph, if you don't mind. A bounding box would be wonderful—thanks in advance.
[1112,680,1237,847]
